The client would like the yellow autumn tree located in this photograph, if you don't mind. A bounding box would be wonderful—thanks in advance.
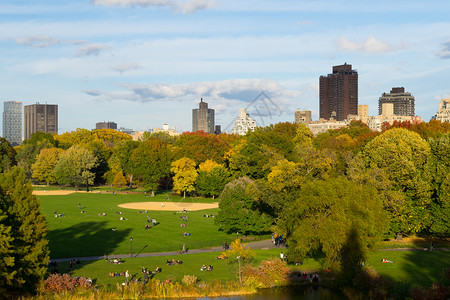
[31,147,65,185]
[171,157,198,198]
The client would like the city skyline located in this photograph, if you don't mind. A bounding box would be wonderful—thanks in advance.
[1,1,450,134]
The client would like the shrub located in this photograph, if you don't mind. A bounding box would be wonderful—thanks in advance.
[182,275,198,286]
[242,259,290,288]
[41,273,94,293]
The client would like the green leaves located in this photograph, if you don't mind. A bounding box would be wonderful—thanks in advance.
[53,145,98,187]
[215,177,273,235]
[276,177,386,272]
[0,167,49,296]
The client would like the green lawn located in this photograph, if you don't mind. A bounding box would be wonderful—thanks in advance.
[39,191,234,258]
[39,190,449,291]
[54,249,320,286]
[366,250,450,288]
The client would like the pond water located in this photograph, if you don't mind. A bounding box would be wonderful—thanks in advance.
[197,285,348,300]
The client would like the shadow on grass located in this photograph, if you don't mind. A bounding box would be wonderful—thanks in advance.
[372,240,450,298]
[47,221,131,259]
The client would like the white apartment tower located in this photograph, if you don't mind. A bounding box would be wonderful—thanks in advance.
[231,108,257,135]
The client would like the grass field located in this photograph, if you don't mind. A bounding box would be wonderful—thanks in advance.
[366,250,450,288]
[38,191,236,258]
[38,190,449,292]
[54,249,322,287]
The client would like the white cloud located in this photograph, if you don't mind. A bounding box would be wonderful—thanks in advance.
[337,36,408,53]
[15,35,60,48]
[437,41,450,59]
[91,0,216,13]
[85,78,301,105]
[113,63,140,74]
[76,43,110,57]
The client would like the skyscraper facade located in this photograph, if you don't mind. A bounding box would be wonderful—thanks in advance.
[231,108,257,135]
[24,103,58,140]
[96,121,117,130]
[3,101,23,145]
[192,98,215,133]
[378,87,415,116]
[319,63,358,121]
[294,109,312,124]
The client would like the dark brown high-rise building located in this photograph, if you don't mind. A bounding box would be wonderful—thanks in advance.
[24,103,58,140]
[192,98,215,133]
[96,121,117,130]
[319,63,358,121]
[378,87,415,116]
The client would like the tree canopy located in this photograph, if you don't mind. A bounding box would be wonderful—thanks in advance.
[276,177,386,271]
[0,167,49,297]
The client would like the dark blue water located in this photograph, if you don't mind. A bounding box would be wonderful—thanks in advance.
[198,286,348,300]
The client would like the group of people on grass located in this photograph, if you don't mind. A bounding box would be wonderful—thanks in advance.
[166,259,183,265]
[200,264,213,271]
[108,258,123,264]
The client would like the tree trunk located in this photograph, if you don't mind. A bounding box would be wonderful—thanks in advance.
[183,190,186,199]
[128,174,133,188]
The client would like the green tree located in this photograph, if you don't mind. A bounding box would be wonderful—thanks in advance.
[349,128,432,236]
[425,133,450,236]
[108,140,139,188]
[31,147,65,185]
[215,177,273,235]
[53,145,98,188]
[87,139,111,185]
[16,132,55,178]
[276,177,385,273]
[227,123,298,179]
[0,167,49,297]
[131,138,173,191]
[196,160,231,198]
[171,157,198,198]
[0,137,16,173]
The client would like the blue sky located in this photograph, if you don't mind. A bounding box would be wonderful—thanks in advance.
[1,0,450,134]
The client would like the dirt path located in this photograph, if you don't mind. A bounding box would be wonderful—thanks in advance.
[117,201,219,211]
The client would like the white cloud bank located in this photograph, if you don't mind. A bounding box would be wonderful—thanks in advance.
[337,36,408,53]
[91,0,216,14]
[85,78,300,104]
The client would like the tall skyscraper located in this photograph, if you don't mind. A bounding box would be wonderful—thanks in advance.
[3,101,23,145]
[192,98,215,133]
[96,121,117,130]
[24,103,58,140]
[378,87,415,116]
[319,63,358,121]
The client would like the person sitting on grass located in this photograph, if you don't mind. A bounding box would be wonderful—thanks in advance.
[145,224,150,229]
[155,267,161,273]
[166,259,172,265]
[200,264,207,271]
[381,258,393,263]
[207,265,213,271]
[177,259,183,264]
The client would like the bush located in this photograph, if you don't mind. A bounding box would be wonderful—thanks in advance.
[41,273,94,293]
[182,275,198,286]
[242,259,290,288]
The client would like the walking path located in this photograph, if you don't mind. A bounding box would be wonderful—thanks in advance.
[51,240,449,263]
[51,239,286,263]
